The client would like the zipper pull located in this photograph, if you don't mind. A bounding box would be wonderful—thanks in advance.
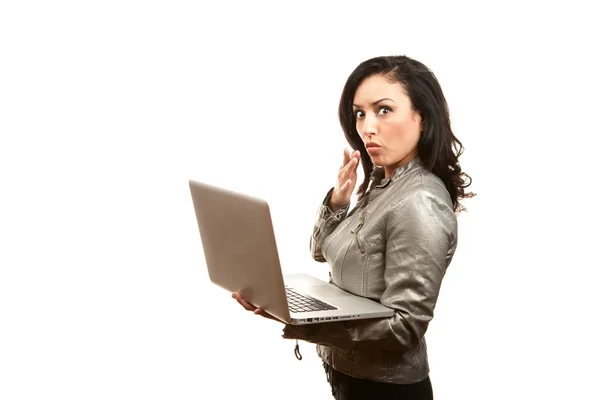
[294,339,303,360]
[350,212,365,234]
[352,213,367,254]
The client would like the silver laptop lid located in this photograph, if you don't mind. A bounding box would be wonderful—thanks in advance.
[188,180,291,323]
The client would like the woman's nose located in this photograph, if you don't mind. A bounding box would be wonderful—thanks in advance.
[362,114,377,137]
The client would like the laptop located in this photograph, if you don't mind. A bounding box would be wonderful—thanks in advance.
[188,179,394,325]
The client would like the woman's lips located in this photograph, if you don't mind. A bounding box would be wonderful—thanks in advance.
[365,142,381,154]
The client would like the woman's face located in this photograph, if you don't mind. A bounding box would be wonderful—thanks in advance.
[352,74,422,178]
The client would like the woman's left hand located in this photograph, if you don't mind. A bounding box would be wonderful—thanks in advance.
[232,291,284,324]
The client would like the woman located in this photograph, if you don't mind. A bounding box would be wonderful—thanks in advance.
[234,55,474,399]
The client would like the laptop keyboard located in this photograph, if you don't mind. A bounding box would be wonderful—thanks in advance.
[285,288,338,313]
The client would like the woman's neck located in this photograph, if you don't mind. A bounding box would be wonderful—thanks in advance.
[383,151,418,179]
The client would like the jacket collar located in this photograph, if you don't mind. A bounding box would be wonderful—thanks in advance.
[370,156,423,189]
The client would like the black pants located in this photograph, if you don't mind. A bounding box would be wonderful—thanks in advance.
[323,362,433,400]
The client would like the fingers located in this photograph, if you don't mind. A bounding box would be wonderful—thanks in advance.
[232,292,256,311]
[233,293,283,323]
[341,150,360,171]
[347,155,360,172]
[332,149,362,209]
[342,148,349,166]
[339,155,359,184]
[342,148,360,168]
[343,179,352,192]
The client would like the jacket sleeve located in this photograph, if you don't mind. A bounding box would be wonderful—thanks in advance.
[284,190,457,351]
[310,188,350,263]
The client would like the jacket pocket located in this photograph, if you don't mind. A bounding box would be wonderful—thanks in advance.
[350,212,366,254]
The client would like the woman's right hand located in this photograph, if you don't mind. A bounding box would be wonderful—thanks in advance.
[232,291,282,323]
[330,148,361,211]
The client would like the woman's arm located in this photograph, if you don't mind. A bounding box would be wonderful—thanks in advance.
[311,148,361,262]
[286,190,457,351]
[310,188,351,262]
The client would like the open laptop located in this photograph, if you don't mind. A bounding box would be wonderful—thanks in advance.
[188,180,394,325]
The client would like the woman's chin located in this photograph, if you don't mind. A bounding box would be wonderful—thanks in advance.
[370,157,385,167]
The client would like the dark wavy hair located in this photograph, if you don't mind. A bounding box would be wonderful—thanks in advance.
[338,55,474,213]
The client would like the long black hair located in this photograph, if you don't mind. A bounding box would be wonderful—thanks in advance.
[338,55,474,213]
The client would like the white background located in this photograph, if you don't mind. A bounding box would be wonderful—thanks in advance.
[1,1,599,399]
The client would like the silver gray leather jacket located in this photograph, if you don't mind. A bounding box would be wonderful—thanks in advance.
[283,157,458,384]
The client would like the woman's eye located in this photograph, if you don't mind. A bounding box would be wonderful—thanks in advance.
[378,106,392,115]
[354,110,365,119]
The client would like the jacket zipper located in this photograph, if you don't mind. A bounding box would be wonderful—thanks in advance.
[350,212,366,254]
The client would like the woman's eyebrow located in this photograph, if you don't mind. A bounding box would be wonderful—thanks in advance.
[352,98,396,108]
